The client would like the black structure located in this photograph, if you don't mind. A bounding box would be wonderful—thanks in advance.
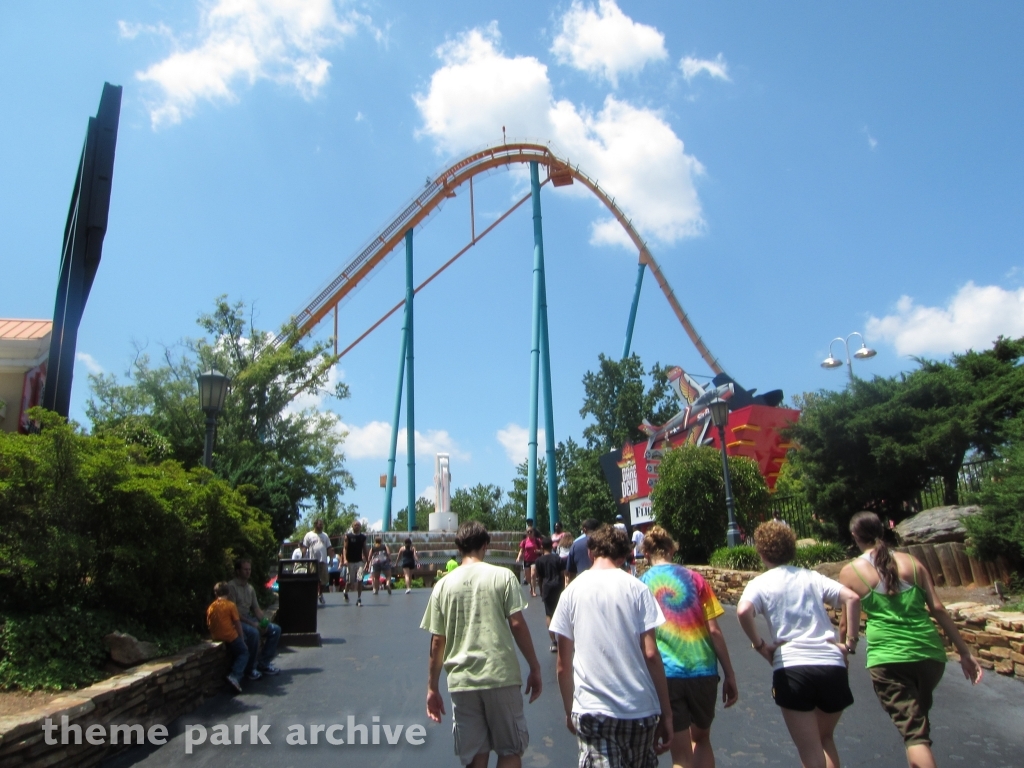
[42,83,122,418]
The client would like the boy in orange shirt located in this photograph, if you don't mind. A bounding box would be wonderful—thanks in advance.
[207,582,248,693]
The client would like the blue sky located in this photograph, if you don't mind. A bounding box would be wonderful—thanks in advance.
[3,1,1023,527]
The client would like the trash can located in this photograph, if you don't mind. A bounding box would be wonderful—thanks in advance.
[276,559,319,634]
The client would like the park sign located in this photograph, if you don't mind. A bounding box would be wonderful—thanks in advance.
[600,366,800,525]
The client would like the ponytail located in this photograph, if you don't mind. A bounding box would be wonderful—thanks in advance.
[850,511,900,596]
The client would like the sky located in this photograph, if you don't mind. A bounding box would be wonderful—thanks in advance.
[2,1,1023,529]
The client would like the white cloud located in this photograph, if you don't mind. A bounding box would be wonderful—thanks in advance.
[126,0,371,127]
[414,24,704,248]
[863,126,878,150]
[75,352,104,375]
[341,420,468,460]
[866,282,1024,356]
[419,484,435,502]
[283,365,343,416]
[679,53,730,82]
[551,0,667,87]
[496,423,546,465]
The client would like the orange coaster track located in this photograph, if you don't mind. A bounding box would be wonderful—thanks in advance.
[285,142,725,375]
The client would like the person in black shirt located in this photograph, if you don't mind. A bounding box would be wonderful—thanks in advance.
[342,520,369,606]
[533,538,566,652]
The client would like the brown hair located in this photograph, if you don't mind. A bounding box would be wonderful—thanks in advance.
[455,521,491,554]
[753,521,797,565]
[587,524,630,560]
[641,525,676,560]
[850,511,900,596]
[213,581,230,597]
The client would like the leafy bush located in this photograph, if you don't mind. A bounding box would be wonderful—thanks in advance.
[709,545,762,572]
[0,609,196,691]
[0,412,276,688]
[964,426,1024,568]
[792,542,848,568]
[651,445,770,564]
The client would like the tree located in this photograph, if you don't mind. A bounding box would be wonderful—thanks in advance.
[651,444,769,564]
[451,484,518,530]
[579,353,676,451]
[964,420,1024,568]
[788,336,1024,534]
[87,297,355,540]
[555,437,618,533]
[293,503,359,541]
[392,497,434,532]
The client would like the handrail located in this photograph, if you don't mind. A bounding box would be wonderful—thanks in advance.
[280,142,725,375]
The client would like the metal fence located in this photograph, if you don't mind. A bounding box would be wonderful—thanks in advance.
[768,458,998,535]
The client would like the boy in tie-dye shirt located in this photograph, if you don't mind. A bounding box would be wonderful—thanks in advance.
[639,526,738,768]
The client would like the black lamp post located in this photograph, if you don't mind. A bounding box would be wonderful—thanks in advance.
[708,398,741,548]
[197,370,231,468]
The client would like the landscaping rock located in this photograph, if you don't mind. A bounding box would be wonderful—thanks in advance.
[796,538,818,548]
[894,505,981,545]
[103,633,160,666]
[812,560,850,580]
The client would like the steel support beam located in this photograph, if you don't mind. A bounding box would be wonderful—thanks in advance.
[622,262,646,360]
[382,328,407,533]
[404,230,416,532]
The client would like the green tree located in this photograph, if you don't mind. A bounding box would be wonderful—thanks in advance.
[964,420,1024,567]
[651,444,770,564]
[579,353,677,451]
[556,437,618,533]
[293,503,359,541]
[392,497,434,532]
[788,336,1024,534]
[87,297,355,540]
[451,484,509,529]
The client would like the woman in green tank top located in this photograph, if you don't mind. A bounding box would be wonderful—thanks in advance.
[838,512,983,768]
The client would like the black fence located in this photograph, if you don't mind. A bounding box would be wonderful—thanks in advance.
[768,459,998,537]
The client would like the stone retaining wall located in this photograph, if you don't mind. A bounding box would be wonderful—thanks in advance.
[0,641,229,767]
[689,566,1024,683]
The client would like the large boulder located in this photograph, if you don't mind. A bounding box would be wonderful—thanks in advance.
[104,632,160,666]
[894,505,981,545]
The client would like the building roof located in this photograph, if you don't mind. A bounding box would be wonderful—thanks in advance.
[0,319,52,341]
[0,319,52,370]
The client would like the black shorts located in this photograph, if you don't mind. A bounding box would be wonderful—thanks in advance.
[771,665,853,713]
[542,589,562,618]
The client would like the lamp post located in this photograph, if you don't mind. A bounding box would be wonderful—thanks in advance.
[708,398,741,549]
[822,332,876,383]
[197,370,231,469]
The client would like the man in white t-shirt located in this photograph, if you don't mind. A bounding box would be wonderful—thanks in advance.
[630,526,645,576]
[302,518,332,604]
[550,525,673,768]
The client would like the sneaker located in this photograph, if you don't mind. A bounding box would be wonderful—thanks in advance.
[344,592,349,602]
[247,669,262,681]
[405,588,412,594]
[549,643,557,653]
[258,663,280,676]
[356,599,361,607]
[226,675,242,693]
[319,594,326,605]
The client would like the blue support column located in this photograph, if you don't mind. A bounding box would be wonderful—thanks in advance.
[404,230,416,532]
[381,327,407,532]
[526,164,544,526]
[530,161,559,533]
[539,287,560,533]
[622,262,646,359]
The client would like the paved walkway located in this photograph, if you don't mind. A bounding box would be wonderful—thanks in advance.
[104,584,1024,768]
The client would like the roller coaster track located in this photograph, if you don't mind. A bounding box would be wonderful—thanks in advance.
[284,142,725,375]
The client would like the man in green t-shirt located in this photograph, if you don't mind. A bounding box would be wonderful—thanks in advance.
[421,521,542,767]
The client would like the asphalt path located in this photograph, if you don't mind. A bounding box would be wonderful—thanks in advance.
[104,583,1024,768]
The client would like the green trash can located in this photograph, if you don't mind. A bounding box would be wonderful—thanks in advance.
[277,559,319,634]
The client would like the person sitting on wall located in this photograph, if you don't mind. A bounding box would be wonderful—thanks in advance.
[228,558,282,679]
[207,582,249,693]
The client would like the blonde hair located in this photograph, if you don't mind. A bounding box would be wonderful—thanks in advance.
[641,525,677,560]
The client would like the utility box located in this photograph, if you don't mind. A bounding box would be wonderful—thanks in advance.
[276,559,318,635]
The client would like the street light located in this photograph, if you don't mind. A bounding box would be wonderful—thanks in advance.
[822,332,876,383]
[197,370,231,468]
[708,398,741,549]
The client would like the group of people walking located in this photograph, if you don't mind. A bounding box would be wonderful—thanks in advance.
[422,513,983,768]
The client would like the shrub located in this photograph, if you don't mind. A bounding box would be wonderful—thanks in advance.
[964,427,1024,568]
[0,413,276,688]
[709,545,762,572]
[651,445,770,564]
[792,542,848,568]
